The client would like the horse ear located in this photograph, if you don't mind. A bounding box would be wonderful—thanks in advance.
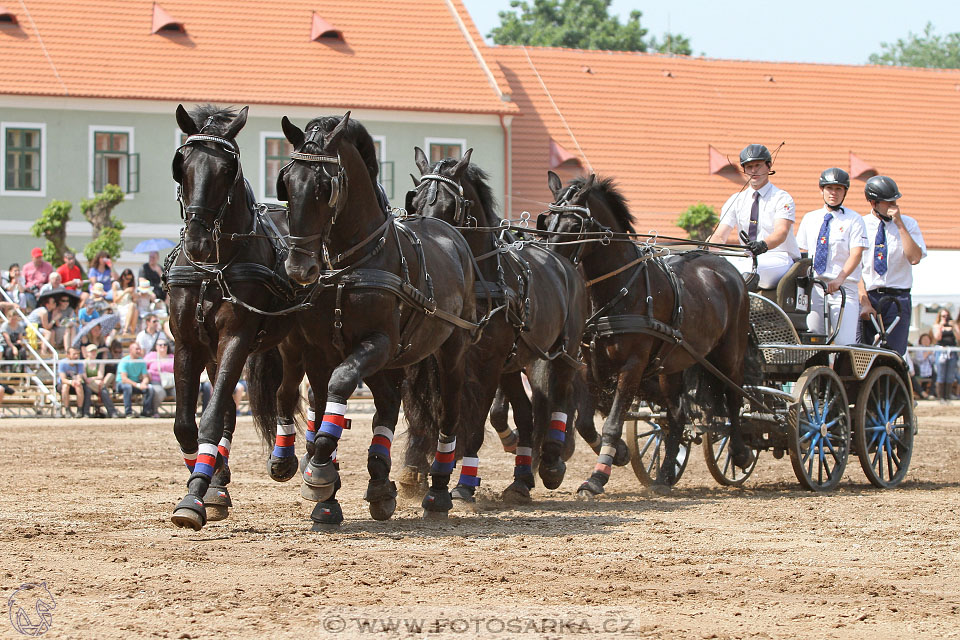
[223,106,248,140]
[409,173,421,186]
[176,104,198,135]
[582,174,596,192]
[414,147,429,174]
[281,116,304,148]
[547,171,564,200]
[452,148,473,180]
[324,111,351,152]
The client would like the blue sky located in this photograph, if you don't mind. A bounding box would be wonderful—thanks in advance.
[461,0,960,65]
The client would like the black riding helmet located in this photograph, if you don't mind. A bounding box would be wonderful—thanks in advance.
[739,144,771,166]
[819,167,850,189]
[864,175,902,202]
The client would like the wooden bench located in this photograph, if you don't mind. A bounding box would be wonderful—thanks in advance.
[0,371,52,416]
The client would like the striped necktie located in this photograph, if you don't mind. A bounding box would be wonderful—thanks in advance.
[874,221,888,276]
[813,211,834,275]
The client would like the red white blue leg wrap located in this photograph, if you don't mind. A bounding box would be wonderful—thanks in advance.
[319,401,350,439]
[457,456,480,487]
[368,425,393,459]
[194,443,218,479]
[431,435,457,475]
[272,421,296,458]
[548,411,567,443]
[306,408,317,445]
[514,446,533,478]
[217,436,232,466]
[182,448,198,473]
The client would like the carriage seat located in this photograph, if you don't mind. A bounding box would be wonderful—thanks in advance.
[758,258,813,333]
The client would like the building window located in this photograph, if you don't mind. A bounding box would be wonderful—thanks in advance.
[263,136,293,200]
[372,135,393,200]
[91,127,139,194]
[1,123,46,196]
[426,138,465,163]
[4,127,42,191]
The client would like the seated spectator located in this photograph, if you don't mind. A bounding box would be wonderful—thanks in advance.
[911,333,936,399]
[83,343,117,418]
[1,313,26,363]
[2,263,33,310]
[100,340,124,392]
[139,250,167,302]
[38,272,63,296]
[134,278,159,327]
[76,321,108,353]
[77,296,101,326]
[111,269,138,334]
[24,294,59,357]
[144,337,175,410]
[52,294,78,353]
[58,345,90,418]
[88,283,110,315]
[87,251,114,290]
[56,251,84,292]
[116,342,155,418]
[234,377,248,416]
[136,313,162,354]
[22,248,53,299]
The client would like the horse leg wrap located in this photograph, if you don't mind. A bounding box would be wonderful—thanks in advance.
[593,445,617,480]
[430,435,457,475]
[217,436,232,467]
[548,412,567,443]
[457,456,480,489]
[192,443,218,480]
[267,421,299,482]
[513,446,533,481]
[318,401,351,440]
[301,458,340,503]
[368,426,394,467]
[181,448,198,473]
[495,425,519,452]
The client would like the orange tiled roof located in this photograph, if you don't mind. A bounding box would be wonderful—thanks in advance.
[493,46,960,249]
[0,0,514,115]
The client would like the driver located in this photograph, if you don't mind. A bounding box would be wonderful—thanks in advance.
[857,175,926,354]
[710,144,800,290]
[796,168,867,345]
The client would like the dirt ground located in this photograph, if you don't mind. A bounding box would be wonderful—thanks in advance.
[1,401,958,639]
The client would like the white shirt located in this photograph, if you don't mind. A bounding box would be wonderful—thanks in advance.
[797,206,868,288]
[719,182,800,260]
[860,212,927,290]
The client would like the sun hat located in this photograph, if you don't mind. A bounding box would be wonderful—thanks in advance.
[90,282,106,298]
[83,343,99,353]
[137,277,153,293]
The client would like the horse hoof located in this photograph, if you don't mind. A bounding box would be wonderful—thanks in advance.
[299,452,311,474]
[501,481,532,504]
[575,479,604,501]
[422,509,448,521]
[301,459,338,502]
[368,497,397,521]
[267,455,298,482]
[421,489,452,515]
[171,495,206,530]
[613,439,631,467]
[450,485,476,503]
[732,447,756,471]
[301,482,335,503]
[203,485,232,508]
[205,504,229,522]
[538,459,566,490]
[311,500,344,530]
[397,466,427,499]
[365,479,398,521]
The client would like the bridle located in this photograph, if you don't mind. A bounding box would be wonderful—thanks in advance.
[173,133,243,265]
[538,184,604,265]
[405,172,474,226]
[276,126,348,262]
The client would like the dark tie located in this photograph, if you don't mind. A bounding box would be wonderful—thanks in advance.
[874,221,887,275]
[813,211,833,275]
[748,191,760,242]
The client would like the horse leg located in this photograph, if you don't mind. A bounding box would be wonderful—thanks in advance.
[577,366,641,500]
[266,347,304,482]
[205,394,237,522]
[450,371,499,507]
[171,346,206,525]
[172,333,254,531]
[489,386,519,453]
[501,370,536,503]
[397,362,435,499]
[537,360,579,490]
[302,334,393,507]
[652,373,685,493]
[363,370,401,521]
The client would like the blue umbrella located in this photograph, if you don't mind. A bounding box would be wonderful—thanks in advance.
[133,238,176,253]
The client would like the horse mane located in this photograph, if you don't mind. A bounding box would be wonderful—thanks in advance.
[571,175,635,232]
[304,116,380,184]
[188,104,238,134]
[432,159,500,223]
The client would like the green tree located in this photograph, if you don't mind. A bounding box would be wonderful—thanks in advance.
[491,0,692,54]
[677,202,718,242]
[31,200,73,265]
[868,23,960,68]
[80,184,126,262]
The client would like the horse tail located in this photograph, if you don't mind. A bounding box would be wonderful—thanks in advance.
[681,362,729,427]
[401,356,443,460]
[247,347,283,449]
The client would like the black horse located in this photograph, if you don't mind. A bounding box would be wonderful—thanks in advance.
[402,148,588,502]
[539,172,755,496]
[168,104,296,530]
[258,112,479,521]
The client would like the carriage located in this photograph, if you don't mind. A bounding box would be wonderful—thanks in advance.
[624,258,916,492]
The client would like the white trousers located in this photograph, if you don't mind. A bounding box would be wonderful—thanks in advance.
[725,252,795,290]
[807,285,860,345]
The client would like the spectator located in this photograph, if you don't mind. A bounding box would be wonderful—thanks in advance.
[83,343,117,418]
[144,337,175,410]
[77,296,101,326]
[76,321,108,353]
[2,263,33,309]
[22,248,53,297]
[87,283,111,316]
[56,251,83,291]
[234,377,248,416]
[911,333,936,400]
[1,313,26,362]
[24,294,59,357]
[139,250,167,301]
[38,272,63,295]
[87,251,114,290]
[52,294,78,353]
[134,278,158,326]
[116,342,155,418]
[58,345,90,418]
[100,340,124,392]
[111,269,138,334]
[932,309,958,403]
[136,313,162,354]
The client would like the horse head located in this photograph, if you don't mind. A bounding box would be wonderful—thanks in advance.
[173,104,249,263]
[407,147,476,226]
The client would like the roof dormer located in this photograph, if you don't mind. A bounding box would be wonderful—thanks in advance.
[311,13,343,41]
[151,3,185,35]
[549,139,580,169]
[0,5,17,24]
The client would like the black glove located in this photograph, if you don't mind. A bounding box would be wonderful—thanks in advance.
[739,231,768,256]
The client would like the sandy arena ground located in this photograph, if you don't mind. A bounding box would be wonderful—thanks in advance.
[0,401,958,639]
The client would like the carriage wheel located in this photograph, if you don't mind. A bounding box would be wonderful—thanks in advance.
[788,366,850,492]
[703,428,759,487]
[853,366,914,488]
[625,418,690,486]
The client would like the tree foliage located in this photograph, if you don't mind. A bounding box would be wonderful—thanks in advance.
[677,202,718,241]
[31,200,73,265]
[868,23,960,68]
[80,184,126,262]
[490,0,692,55]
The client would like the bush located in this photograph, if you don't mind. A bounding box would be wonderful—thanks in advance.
[677,202,719,241]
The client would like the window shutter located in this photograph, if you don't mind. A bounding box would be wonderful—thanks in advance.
[93,153,104,192]
[380,160,394,200]
[128,152,140,193]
